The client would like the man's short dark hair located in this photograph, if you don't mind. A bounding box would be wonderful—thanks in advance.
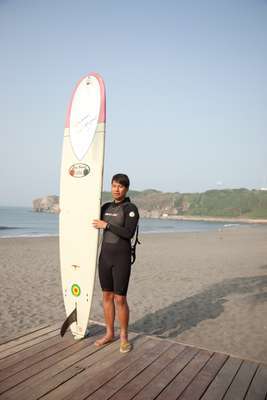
[111,173,130,189]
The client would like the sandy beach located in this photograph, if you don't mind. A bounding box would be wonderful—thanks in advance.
[1,226,267,364]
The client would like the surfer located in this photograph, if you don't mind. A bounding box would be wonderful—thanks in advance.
[92,173,139,353]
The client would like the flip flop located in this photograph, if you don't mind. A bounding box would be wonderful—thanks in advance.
[120,341,132,353]
[94,336,114,347]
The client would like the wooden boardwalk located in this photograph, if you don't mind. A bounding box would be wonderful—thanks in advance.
[0,322,267,400]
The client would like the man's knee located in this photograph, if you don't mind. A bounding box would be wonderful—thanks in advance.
[114,294,127,306]
[103,291,114,302]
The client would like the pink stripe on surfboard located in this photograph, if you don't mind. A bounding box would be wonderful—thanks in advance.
[65,72,106,128]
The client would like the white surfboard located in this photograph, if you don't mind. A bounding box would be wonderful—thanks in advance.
[59,73,106,339]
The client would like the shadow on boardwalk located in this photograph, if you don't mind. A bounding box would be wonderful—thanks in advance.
[130,272,267,338]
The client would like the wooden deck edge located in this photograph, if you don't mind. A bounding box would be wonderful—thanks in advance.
[128,330,267,367]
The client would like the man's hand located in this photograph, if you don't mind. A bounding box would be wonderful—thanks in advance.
[92,219,108,230]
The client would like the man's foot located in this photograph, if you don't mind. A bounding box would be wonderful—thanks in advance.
[94,335,114,347]
[120,340,132,353]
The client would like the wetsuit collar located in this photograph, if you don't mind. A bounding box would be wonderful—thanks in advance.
[113,197,131,205]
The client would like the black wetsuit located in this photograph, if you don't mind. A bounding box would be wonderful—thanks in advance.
[98,197,139,296]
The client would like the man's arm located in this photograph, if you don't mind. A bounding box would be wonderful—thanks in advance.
[107,204,139,240]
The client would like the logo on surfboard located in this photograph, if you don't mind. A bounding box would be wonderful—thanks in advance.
[71,284,81,297]
[69,163,90,178]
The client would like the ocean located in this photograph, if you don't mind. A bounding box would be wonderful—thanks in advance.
[0,206,251,238]
[0,207,253,238]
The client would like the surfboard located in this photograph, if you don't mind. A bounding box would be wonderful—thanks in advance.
[59,73,106,339]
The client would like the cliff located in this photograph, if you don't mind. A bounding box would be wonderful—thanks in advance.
[32,188,267,220]
[32,195,60,213]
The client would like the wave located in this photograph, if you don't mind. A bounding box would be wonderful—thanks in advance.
[0,226,23,230]
[0,233,59,239]
[223,224,240,228]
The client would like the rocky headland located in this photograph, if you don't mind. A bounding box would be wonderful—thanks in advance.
[32,188,267,222]
[32,195,60,213]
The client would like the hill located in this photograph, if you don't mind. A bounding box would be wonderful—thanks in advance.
[33,189,267,220]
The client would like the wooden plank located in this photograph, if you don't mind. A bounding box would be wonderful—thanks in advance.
[131,346,200,400]
[0,328,103,395]
[0,324,103,379]
[110,343,186,400]
[40,335,153,400]
[244,364,267,400]
[0,334,74,382]
[223,360,259,400]
[87,339,173,400]
[0,324,49,346]
[2,328,106,400]
[6,333,139,400]
[0,326,62,360]
[40,334,148,400]
[177,352,228,400]
[0,322,61,354]
[62,337,160,400]
[16,335,160,400]
[0,331,72,371]
[0,367,83,400]
[155,349,213,400]
[16,365,85,400]
[200,356,243,400]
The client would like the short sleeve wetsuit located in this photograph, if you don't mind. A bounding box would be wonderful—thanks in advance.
[98,197,139,296]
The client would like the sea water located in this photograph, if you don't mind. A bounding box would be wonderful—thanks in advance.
[0,207,59,238]
[0,206,251,238]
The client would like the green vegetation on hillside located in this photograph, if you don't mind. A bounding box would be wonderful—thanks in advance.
[102,188,267,219]
[176,189,267,218]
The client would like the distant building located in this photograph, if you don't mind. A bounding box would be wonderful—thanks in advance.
[177,201,190,213]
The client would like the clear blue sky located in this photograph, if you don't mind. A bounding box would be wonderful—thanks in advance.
[1,0,266,206]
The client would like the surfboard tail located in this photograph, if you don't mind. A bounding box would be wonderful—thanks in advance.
[60,307,77,337]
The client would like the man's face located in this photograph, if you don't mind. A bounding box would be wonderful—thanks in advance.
[111,180,128,202]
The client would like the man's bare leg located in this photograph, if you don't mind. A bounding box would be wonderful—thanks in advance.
[114,294,129,342]
[95,291,115,346]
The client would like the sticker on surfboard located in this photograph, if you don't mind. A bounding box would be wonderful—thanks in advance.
[69,163,90,178]
[71,284,81,297]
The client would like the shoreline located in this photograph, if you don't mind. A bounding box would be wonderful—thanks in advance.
[30,208,267,224]
[0,224,259,240]
[155,215,267,224]
[1,216,267,240]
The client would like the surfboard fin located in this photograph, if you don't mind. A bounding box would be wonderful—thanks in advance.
[60,308,77,337]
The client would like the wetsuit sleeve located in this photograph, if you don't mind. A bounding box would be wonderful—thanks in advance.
[107,204,139,240]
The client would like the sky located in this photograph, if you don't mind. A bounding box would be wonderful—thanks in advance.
[1,0,266,206]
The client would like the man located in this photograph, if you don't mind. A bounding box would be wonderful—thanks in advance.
[92,173,139,353]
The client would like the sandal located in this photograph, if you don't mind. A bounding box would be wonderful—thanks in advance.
[120,340,132,353]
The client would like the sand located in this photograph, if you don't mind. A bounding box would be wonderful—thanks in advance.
[0,226,267,364]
